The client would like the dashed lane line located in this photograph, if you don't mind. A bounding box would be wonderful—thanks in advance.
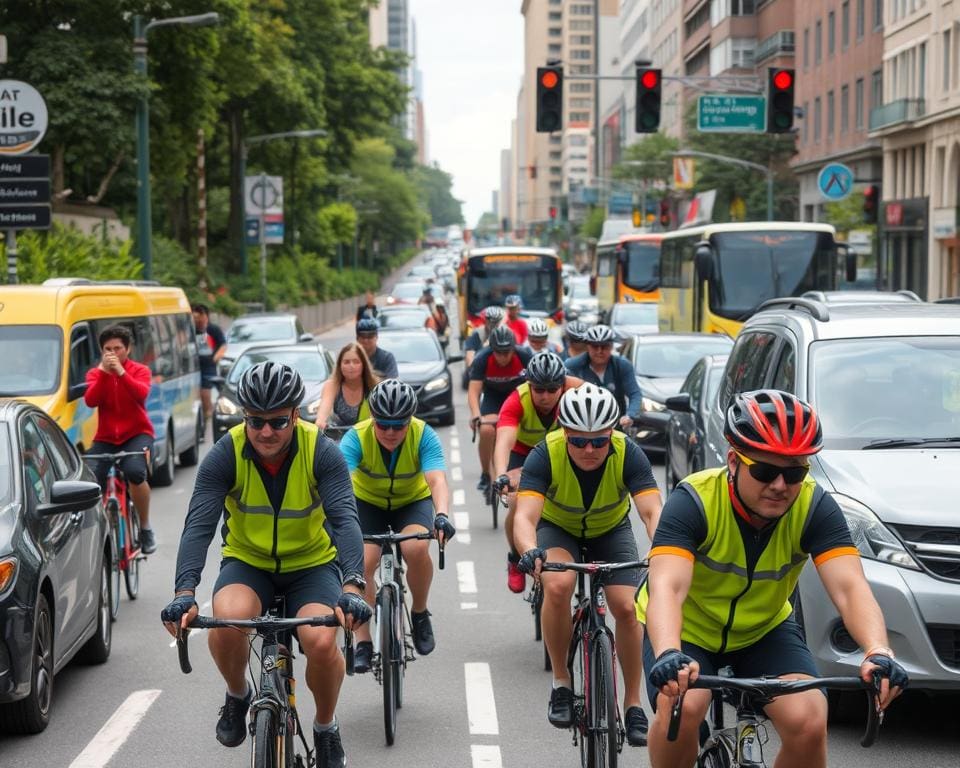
[458,532,472,544]
[454,511,470,530]
[464,662,499,735]
[451,449,462,465]
[457,561,477,593]
[68,689,162,768]
[453,489,466,506]
[451,466,463,482]
[450,436,460,449]
[471,745,503,768]
[461,601,478,610]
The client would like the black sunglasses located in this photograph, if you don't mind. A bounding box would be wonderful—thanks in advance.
[244,414,293,431]
[531,384,561,394]
[375,419,410,432]
[735,451,809,484]
[568,435,611,449]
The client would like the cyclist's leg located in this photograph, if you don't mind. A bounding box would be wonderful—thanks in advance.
[536,521,579,683]
[395,497,435,612]
[121,434,153,529]
[354,499,387,644]
[87,440,114,492]
[477,393,503,481]
[501,453,525,554]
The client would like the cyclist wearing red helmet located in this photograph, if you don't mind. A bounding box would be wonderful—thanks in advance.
[637,390,907,768]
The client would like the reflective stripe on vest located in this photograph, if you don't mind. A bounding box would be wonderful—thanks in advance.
[635,467,819,652]
[541,429,630,538]
[515,382,560,449]
[352,417,431,510]
[223,421,336,573]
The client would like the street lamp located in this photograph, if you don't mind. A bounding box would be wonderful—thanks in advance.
[133,12,219,280]
[669,149,774,221]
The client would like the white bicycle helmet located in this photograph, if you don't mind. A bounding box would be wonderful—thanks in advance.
[527,318,549,339]
[558,384,620,431]
[585,325,615,345]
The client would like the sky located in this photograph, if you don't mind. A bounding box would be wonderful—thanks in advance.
[411,0,524,228]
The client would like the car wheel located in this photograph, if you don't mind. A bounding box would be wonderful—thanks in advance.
[151,428,176,487]
[178,415,202,467]
[0,593,54,734]
[77,555,112,665]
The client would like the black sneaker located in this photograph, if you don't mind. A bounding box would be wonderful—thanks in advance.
[216,687,251,747]
[625,705,649,746]
[314,726,346,768]
[411,610,435,655]
[476,473,490,492]
[547,686,574,728]
[354,641,373,674]
[140,528,157,555]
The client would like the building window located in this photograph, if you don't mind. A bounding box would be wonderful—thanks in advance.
[570,49,592,60]
[549,44,562,55]
[855,77,864,129]
[570,3,593,14]
[686,45,711,75]
[549,27,562,37]
[549,12,562,21]
[804,28,810,68]
[919,41,927,97]
[945,29,953,91]
[549,135,562,145]
[569,112,591,122]
[827,90,835,137]
[685,4,711,37]
[570,82,592,93]
[815,20,822,64]
[550,151,562,160]
[550,182,562,192]
[856,0,864,39]
[570,20,592,31]
[570,35,592,45]
[873,0,882,30]
[814,97,822,142]
[802,101,809,142]
[841,2,850,48]
[828,12,835,56]
[841,84,849,132]
[570,98,592,108]
[871,69,882,111]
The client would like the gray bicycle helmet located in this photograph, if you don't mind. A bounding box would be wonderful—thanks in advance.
[483,306,505,324]
[367,379,418,420]
[565,320,589,342]
[558,384,620,431]
[490,325,516,351]
[236,362,305,412]
[526,352,566,387]
[505,294,522,307]
[585,324,615,345]
[527,318,549,339]
[356,318,379,335]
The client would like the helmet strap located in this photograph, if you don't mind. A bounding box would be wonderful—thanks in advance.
[727,463,775,529]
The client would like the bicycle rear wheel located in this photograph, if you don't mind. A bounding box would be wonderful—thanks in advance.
[588,633,618,768]
[378,588,398,746]
[252,707,281,768]
[123,502,141,600]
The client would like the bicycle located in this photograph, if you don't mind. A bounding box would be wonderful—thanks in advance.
[540,558,646,768]
[83,449,149,619]
[176,599,355,768]
[665,671,884,767]
[362,527,445,746]
[524,579,551,671]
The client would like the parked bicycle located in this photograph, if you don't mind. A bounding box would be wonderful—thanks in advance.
[362,528,445,746]
[176,598,354,768]
[540,558,646,768]
[666,671,883,767]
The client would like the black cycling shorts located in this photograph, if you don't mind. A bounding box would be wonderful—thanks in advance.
[213,558,342,617]
[480,392,509,417]
[641,617,820,712]
[357,496,434,535]
[536,517,643,588]
[507,450,527,471]
[89,434,153,488]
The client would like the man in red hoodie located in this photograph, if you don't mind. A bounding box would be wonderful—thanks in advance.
[85,325,157,553]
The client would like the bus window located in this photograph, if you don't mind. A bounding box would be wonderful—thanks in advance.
[622,242,659,290]
[151,315,176,379]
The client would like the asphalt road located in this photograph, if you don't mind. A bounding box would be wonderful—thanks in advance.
[3,283,959,767]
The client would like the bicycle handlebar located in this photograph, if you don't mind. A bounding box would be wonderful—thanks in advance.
[362,530,446,570]
[666,675,882,748]
[541,559,647,574]
[83,450,149,461]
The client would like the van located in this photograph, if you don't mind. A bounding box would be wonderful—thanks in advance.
[0,279,202,485]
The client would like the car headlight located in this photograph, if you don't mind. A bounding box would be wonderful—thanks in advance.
[832,494,920,570]
[305,398,321,416]
[0,557,18,598]
[424,375,450,393]
[216,396,239,416]
[641,397,666,413]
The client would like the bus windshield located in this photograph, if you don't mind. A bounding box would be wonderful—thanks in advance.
[467,267,559,315]
[622,242,659,290]
[0,325,63,396]
[712,231,834,319]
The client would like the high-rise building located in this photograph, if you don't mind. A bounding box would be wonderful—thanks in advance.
[369,1,421,146]
[650,0,683,137]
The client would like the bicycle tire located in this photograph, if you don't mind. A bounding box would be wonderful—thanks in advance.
[697,742,733,768]
[123,502,141,600]
[589,632,618,768]
[571,631,589,768]
[252,707,281,768]
[378,588,397,746]
[108,512,121,620]
[395,597,405,710]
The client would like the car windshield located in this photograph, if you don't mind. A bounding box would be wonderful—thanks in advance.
[227,318,293,343]
[392,283,426,300]
[467,268,559,315]
[228,350,330,385]
[810,337,960,445]
[633,338,733,377]
[0,425,12,506]
[379,312,427,329]
[622,242,660,290]
[0,325,63,396]
[377,334,442,363]
[611,303,658,326]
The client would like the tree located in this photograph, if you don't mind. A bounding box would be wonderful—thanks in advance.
[579,206,605,240]
[414,164,464,226]
[613,133,680,186]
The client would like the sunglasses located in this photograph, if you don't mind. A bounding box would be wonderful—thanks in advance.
[568,435,611,449]
[588,343,613,350]
[244,414,293,431]
[531,384,561,394]
[375,418,410,432]
[735,451,809,485]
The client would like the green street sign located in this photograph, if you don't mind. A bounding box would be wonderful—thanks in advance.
[697,94,767,133]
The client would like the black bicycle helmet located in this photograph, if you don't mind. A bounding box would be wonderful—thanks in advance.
[585,325,615,345]
[724,389,823,457]
[490,325,516,351]
[356,318,379,335]
[367,379,418,420]
[565,320,589,342]
[236,362,305,412]
[526,352,566,387]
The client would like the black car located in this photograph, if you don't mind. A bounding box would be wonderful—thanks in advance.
[0,400,110,734]
[213,343,335,442]
[376,330,461,426]
[663,354,729,491]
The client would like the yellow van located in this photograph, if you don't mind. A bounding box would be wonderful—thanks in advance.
[0,279,202,486]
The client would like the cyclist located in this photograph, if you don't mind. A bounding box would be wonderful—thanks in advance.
[339,379,456,673]
[504,293,529,345]
[84,324,157,554]
[468,325,534,493]
[160,362,371,768]
[355,318,399,379]
[192,303,227,433]
[565,324,640,429]
[515,384,662,746]
[462,306,505,388]
[562,319,589,360]
[637,390,908,768]
[315,342,379,432]
[526,318,563,355]
[491,352,580,593]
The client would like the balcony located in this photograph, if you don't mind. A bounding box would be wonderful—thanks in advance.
[755,30,795,64]
[869,98,925,131]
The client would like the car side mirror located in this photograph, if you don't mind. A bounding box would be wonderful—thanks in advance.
[665,393,693,413]
[298,332,315,343]
[37,480,102,517]
[67,381,88,402]
[446,353,464,364]
[841,245,857,283]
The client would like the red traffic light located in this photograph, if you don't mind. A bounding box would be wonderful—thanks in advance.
[549,206,558,220]
[641,70,659,89]
[773,70,793,90]
[541,70,559,89]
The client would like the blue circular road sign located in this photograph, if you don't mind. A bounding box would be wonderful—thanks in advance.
[817,163,854,201]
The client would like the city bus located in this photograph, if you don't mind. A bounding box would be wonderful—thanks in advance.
[592,232,663,316]
[457,247,563,338]
[658,222,853,336]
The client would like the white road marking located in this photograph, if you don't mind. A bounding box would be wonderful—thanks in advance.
[454,511,470,530]
[450,436,460,449]
[464,663,499,735]
[458,532,471,545]
[471,745,503,768]
[451,449,461,465]
[68,689,162,768]
[453,489,466,506]
[457,561,477,593]
[461,601,478,610]
[451,466,463,482]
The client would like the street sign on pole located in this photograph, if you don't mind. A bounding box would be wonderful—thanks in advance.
[0,205,50,229]
[0,152,52,284]
[697,94,766,133]
[0,80,49,155]
[244,174,283,216]
[817,162,854,201]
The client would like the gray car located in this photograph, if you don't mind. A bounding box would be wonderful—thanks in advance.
[699,298,960,690]
[218,313,314,376]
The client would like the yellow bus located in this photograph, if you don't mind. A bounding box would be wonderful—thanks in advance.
[592,232,663,316]
[658,222,851,336]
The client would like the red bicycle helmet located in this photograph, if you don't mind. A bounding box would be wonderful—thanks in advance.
[724,390,822,456]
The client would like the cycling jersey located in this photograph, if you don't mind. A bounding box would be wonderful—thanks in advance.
[469,345,534,394]
[497,382,560,456]
[348,417,436,510]
[369,347,399,379]
[506,317,529,345]
[564,352,642,419]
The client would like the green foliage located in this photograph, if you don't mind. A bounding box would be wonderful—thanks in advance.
[580,206,606,240]
[614,133,680,184]
[824,191,873,236]
[5,224,142,283]
[415,164,465,226]
[317,202,359,246]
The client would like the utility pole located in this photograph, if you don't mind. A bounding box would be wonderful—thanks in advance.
[196,128,208,291]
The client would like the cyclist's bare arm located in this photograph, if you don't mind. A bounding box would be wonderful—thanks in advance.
[563,374,583,388]
[467,380,483,421]
[424,469,450,519]
[513,491,545,556]
[313,440,364,578]
[493,425,518,479]
[633,490,663,542]
[314,378,337,428]
[645,553,696,675]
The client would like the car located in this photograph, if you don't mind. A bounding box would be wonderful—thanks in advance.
[801,289,922,305]
[0,400,111,734]
[386,281,428,306]
[700,297,960,691]
[436,265,457,293]
[564,276,600,325]
[407,264,437,283]
[608,301,659,343]
[375,330,461,426]
[662,354,729,490]
[621,333,734,455]
[218,313,314,376]
[377,305,435,332]
[213,343,335,442]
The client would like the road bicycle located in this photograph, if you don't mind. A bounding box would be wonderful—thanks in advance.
[362,527,445,746]
[83,449,149,619]
[540,558,646,768]
[176,599,355,768]
[665,670,884,767]
[524,578,552,672]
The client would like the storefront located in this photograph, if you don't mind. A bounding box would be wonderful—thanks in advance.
[933,206,960,298]
[879,198,929,298]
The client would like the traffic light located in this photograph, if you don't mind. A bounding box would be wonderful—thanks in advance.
[635,67,662,133]
[766,67,795,133]
[536,66,563,133]
[863,184,879,224]
[549,206,558,222]
[632,207,642,228]
[659,199,670,229]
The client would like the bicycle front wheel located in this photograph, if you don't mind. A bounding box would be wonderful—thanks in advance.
[378,588,397,746]
[588,632,618,768]
[123,502,141,600]
[109,521,121,620]
[252,707,281,768]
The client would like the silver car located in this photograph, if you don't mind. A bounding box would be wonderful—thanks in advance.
[218,312,314,376]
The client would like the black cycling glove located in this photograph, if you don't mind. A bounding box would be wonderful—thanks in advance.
[434,514,456,541]
[517,547,546,575]
[493,474,511,493]
[648,648,697,690]
[337,592,372,625]
[866,654,909,690]
[160,594,197,625]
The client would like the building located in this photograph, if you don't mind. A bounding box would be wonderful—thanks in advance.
[650,0,684,137]
[369,1,419,145]
[561,1,598,199]
[499,146,515,232]
[368,1,388,48]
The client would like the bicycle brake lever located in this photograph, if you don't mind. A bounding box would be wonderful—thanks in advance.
[438,540,445,570]
[176,627,192,674]
[667,692,684,742]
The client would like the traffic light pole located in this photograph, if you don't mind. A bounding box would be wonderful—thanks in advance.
[669,150,773,221]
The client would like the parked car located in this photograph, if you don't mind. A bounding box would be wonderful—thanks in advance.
[218,313,314,376]
[375,330,461,426]
[621,333,734,454]
[700,297,960,690]
[213,343,334,442]
[608,301,659,343]
[0,401,111,733]
[564,276,600,325]
[386,281,428,306]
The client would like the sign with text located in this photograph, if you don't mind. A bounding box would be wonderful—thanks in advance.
[0,205,50,229]
[245,215,284,245]
[0,80,49,155]
[697,94,766,133]
[673,157,695,190]
[244,174,283,216]
[0,153,51,230]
